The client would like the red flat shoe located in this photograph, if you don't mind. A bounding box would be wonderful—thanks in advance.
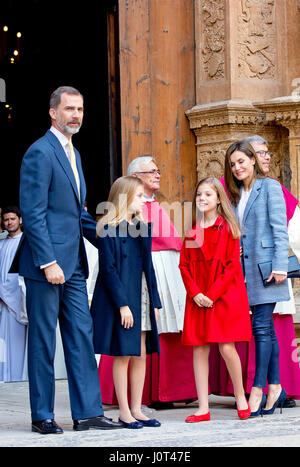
[185,412,211,423]
[237,402,251,420]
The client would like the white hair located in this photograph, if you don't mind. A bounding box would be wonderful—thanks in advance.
[126,156,156,175]
[242,135,268,146]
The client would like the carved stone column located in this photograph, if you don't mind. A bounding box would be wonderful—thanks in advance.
[194,0,286,106]
[187,1,300,318]
[188,0,293,183]
[185,99,290,184]
[253,97,300,318]
[254,96,300,200]
[185,100,264,180]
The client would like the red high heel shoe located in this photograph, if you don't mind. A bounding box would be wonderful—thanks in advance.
[185,412,211,423]
[237,402,251,420]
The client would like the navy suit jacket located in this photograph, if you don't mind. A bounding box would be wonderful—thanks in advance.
[15,130,97,282]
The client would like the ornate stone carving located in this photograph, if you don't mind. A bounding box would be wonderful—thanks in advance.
[197,144,283,183]
[201,0,226,80]
[267,142,283,182]
[186,100,264,130]
[186,97,300,196]
[253,97,300,200]
[197,148,226,180]
[253,97,300,131]
[238,0,276,79]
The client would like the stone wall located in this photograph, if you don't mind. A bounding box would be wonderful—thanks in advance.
[186,0,300,325]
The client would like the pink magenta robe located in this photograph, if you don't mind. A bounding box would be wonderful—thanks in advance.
[212,177,300,398]
[98,200,197,405]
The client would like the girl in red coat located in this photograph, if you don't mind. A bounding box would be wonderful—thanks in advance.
[179,177,252,422]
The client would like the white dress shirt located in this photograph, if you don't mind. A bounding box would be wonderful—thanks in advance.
[50,125,72,162]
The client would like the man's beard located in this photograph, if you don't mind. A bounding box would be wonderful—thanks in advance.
[7,225,21,235]
[56,115,82,135]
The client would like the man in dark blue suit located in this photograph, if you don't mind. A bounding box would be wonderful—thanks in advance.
[17,86,123,434]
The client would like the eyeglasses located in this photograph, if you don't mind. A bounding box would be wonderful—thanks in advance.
[135,169,161,176]
[256,150,271,158]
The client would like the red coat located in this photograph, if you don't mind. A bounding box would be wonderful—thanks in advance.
[179,216,252,346]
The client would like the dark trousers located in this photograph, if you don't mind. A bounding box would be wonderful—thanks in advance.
[251,302,280,388]
[25,257,103,421]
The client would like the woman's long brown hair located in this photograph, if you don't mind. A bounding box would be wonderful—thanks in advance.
[224,140,265,207]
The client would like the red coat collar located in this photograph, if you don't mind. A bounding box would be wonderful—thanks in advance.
[188,215,224,237]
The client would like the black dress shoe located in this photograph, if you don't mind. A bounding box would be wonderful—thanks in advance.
[73,416,124,431]
[283,398,296,408]
[32,419,63,434]
[148,401,175,410]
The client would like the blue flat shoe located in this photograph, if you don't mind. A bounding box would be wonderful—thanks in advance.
[136,418,161,427]
[262,388,287,415]
[250,392,267,417]
[118,418,143,429]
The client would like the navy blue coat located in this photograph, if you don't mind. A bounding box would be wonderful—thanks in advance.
[91,221,161,356]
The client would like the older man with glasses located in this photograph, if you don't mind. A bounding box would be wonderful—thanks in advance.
[98,155,197,409]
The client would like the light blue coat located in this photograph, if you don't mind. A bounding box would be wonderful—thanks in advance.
[234,177,290,307]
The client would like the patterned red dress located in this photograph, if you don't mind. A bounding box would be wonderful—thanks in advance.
[179,216,252,346]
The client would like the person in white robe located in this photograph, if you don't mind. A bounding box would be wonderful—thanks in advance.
[0,207,27,382]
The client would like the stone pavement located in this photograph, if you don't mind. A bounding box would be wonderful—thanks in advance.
[1,379,300,448]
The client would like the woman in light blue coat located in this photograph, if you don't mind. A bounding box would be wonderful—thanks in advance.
[224,141,289,417]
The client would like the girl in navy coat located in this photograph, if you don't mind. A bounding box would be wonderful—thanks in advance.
[91,176,161,429]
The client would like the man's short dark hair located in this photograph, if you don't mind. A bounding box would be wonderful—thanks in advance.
[2,205,21,218]
[49,86,83,110]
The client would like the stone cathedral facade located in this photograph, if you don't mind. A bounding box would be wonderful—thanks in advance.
[117,0,300,332]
